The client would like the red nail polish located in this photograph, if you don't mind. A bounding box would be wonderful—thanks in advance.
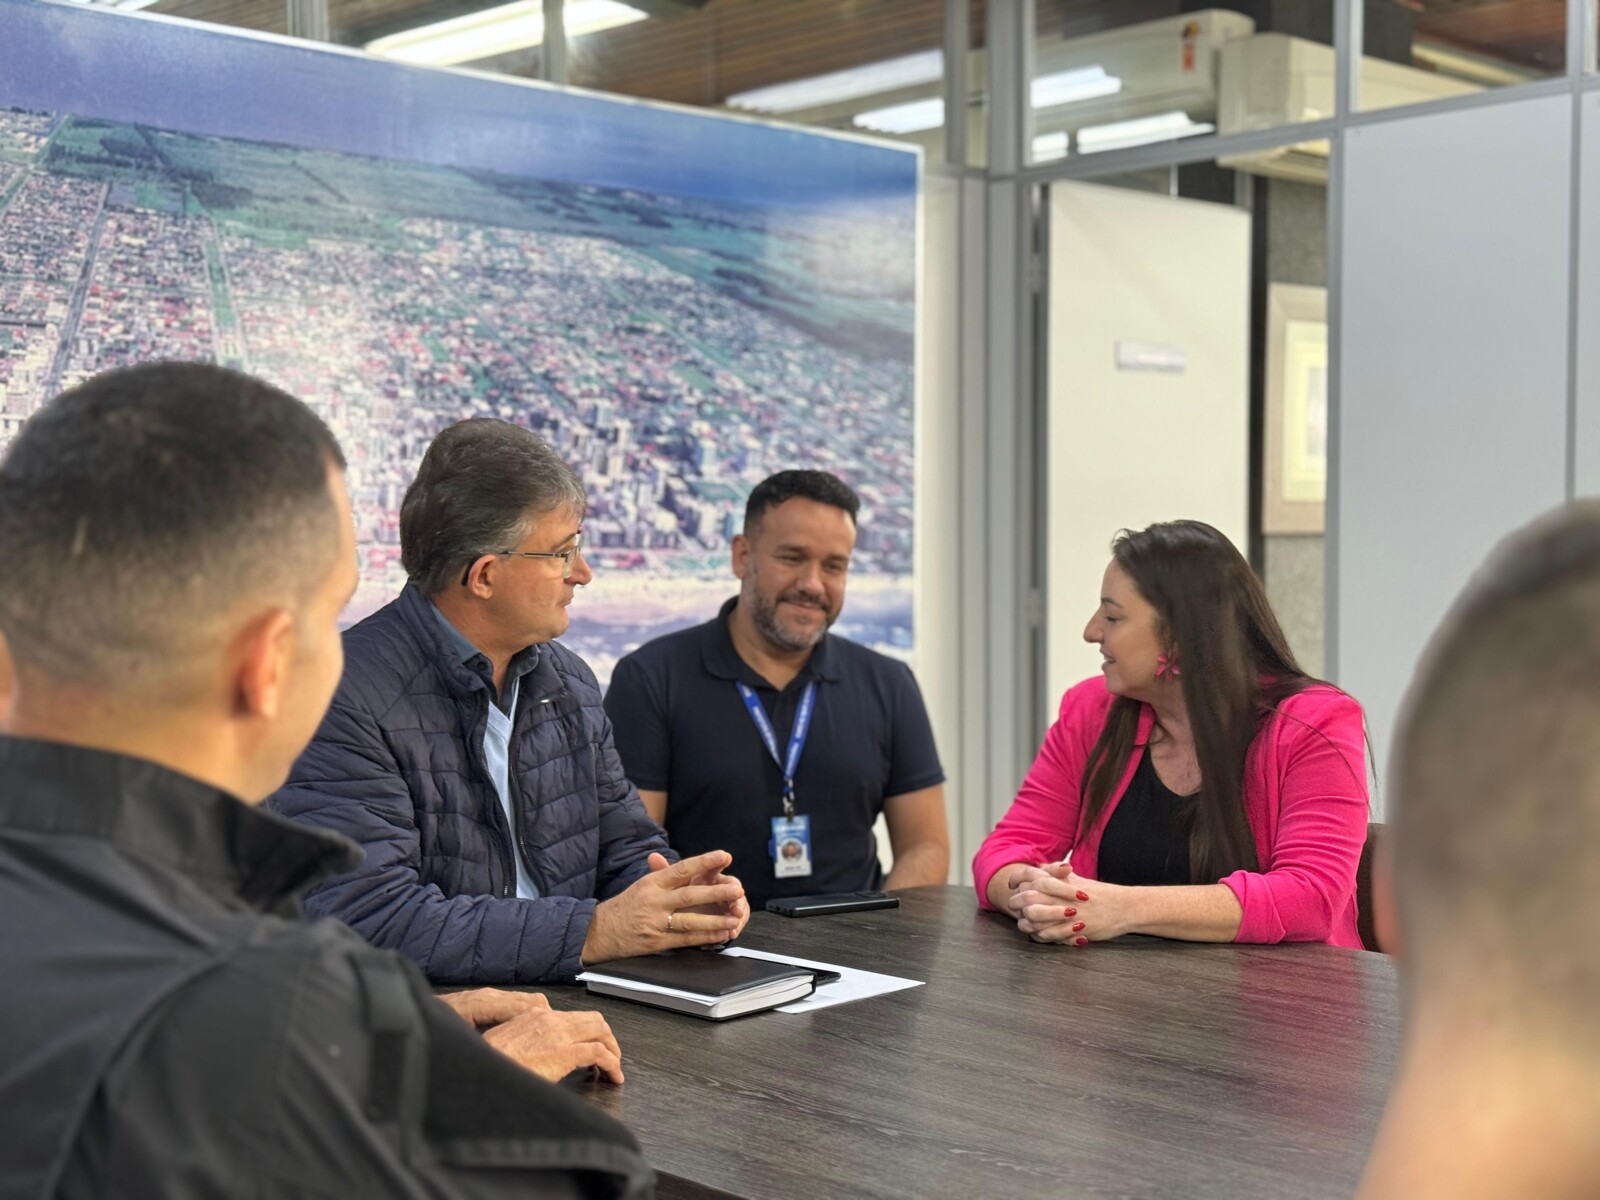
[1063,908,1077,918]
[1072,922,1086,932]
[1074,936,1089,946]
[1075,890,1089,902]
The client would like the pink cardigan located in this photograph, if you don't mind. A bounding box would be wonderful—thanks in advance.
[973,676,1369,947]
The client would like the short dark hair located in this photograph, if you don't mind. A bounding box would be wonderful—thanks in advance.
[400,419,586,596]
[1393,500,1600,1022]
[743,470,859,537]
[0,362,345,687]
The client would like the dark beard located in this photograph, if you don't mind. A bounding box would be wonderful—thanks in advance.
[749,589,831,652]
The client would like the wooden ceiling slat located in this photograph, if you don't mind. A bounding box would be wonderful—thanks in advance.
[151,0,285,32]
[1414,2,1565,70]
[143,0,1566,109]
[568,0,964,104]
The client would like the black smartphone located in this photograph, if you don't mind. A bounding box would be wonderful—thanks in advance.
[765,891,900,918]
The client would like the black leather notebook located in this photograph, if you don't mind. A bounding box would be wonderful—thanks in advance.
[581,952,817,1019]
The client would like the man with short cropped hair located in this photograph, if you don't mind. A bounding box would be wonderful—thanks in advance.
[605,469,948,909]
[1358,501,1600,1199]
[0,363,648,1199]
[270,418,748,984]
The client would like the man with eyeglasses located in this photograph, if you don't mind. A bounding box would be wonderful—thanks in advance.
[270,418,749,985]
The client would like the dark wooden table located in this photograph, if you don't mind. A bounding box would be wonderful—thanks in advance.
[545,885,1399,1200]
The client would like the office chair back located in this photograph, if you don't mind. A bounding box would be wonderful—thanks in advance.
[1356,821,1386,953]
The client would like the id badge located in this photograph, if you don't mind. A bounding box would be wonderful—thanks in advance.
[770,815,813,879]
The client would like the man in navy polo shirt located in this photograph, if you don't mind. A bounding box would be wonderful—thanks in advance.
[605,470,949,909]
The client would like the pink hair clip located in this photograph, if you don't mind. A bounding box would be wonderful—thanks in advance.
[1156,654,1181,679]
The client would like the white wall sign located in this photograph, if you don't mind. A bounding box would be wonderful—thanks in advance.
[1115,340,1188,373]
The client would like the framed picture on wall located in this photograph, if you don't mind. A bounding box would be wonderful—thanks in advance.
[1263,282,1328,534]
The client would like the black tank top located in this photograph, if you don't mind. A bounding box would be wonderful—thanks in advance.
[1096,748,1197,887]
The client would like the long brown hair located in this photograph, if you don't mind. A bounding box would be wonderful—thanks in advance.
[1079,521,1312,883]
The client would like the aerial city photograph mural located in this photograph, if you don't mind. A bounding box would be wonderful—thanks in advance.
[0,1,919,679]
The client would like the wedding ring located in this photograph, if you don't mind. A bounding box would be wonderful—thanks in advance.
[666,912,676,932]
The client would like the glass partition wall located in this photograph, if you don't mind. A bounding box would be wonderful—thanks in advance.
[1015,0,1592,745]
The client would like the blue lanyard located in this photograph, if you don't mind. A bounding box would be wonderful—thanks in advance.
[736,680,816,820]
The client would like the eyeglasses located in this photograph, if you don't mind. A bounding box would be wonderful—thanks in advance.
[460,534,583,586]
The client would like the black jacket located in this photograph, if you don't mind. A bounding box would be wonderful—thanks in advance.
[0,735,652,1200]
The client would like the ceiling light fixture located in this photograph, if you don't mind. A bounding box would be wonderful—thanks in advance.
[728,50,945,115]
[1410,42,1531,88]
[852,97,945,136]
[366,0,646,67]
[1031,65,1122,109]
[1032,131,1070,161]
[1076,110,1214,154]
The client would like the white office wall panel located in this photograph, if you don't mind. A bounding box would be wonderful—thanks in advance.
[1336,93,1573,800]
[1575,92,1600,497]
[1047,182,1252,705]
[914,171,964,878]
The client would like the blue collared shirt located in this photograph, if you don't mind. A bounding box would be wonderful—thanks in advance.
[430,605,542,899]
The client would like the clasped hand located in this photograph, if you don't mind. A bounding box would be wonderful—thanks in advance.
[582,849,751,964]
[437,988,624,1084]
[1001,861,1132,945]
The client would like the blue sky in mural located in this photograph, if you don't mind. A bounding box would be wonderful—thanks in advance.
[1,0,916,211]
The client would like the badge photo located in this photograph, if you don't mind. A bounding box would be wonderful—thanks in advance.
[771,815,813,879]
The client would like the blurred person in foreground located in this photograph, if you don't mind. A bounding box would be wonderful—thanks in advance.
[975,520,1369,946]
[0,364,647,1199]
[1359,502,1600,1198]
[269,418,747,983]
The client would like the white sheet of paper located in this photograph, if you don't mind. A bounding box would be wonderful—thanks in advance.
[723,947,923,1013]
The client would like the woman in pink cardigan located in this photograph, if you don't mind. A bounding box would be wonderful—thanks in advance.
[974,520,1369,948]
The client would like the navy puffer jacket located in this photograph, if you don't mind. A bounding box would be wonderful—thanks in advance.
[267,583,672,984]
